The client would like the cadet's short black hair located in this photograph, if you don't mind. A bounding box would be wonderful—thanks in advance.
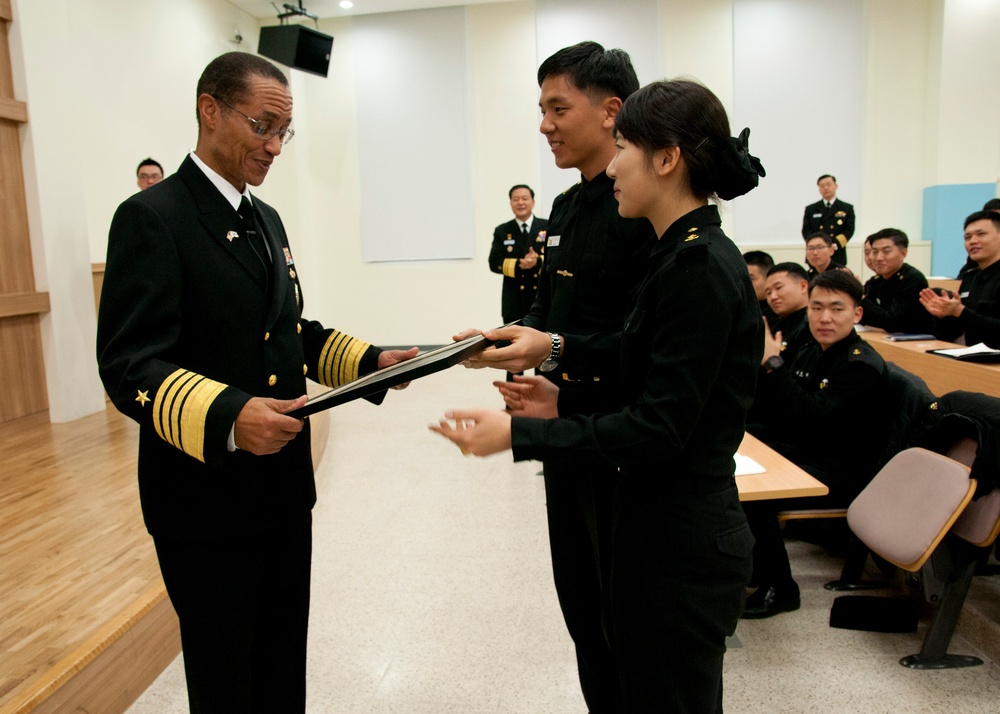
[982,198,1000,212]
[743,250,774,271]
[136,158,163,176]
[767,262,809,283]
[866,228,908,249]
[964,210,1000,232]
[509,184,534,199]
[196,52,287,127]
[537,41,639,103]
[809,270,863,307]
[817,174,836,184]
[806,231,834,247]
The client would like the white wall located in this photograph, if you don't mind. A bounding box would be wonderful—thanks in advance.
[8,0,1000,420]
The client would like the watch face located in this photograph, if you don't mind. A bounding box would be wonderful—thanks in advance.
[538,359,558,373]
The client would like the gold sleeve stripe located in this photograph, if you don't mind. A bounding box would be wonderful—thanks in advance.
[502,258,517,278]
[318,330,372,387]
[153,369,227,463]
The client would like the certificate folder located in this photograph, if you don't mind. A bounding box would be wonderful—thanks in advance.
[288,326,513,418]
[927,342,1000,363]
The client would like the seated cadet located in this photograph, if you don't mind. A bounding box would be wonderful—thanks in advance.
[805,231,837,278]
[862,239,876,274]
[920,210,1000,348]
[860,228,933,334]
[742,270,891,618]
[744,250,777,323]
[764,262,812,363]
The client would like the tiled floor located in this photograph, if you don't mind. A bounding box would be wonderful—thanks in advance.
[127,367,1000,713]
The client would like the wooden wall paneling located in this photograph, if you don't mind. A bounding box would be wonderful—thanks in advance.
[0,315,49,421]
[0,9,49,423]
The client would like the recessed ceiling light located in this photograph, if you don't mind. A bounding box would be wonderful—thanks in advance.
[340,1,353,8]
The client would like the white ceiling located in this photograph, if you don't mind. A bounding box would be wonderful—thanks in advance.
[228,0,520,21]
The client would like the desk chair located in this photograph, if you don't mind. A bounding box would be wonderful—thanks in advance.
[846,447,1000,668]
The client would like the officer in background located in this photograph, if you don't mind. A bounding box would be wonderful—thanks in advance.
[802,174,855,266]
[136,157,164,190]
[488,184,549,326]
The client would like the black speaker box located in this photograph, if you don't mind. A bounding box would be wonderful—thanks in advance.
[258,25,333,77]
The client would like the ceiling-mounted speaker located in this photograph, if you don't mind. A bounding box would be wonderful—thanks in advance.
[258,25,333,77]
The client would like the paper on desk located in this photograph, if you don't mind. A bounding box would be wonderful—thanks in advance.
[928,342,1000,359]
[734,453,766,477]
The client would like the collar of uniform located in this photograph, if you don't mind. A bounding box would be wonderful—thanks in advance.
[823,329,863,360]
[976,257,1000,278]
[658,204,721,244]
[189,150,253,212]
[578,170,614,203]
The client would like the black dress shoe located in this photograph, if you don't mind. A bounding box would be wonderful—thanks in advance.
[741,585,801,619]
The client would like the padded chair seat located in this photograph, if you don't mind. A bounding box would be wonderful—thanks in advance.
[848,448,975,571]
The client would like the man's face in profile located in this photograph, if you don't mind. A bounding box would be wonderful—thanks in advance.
[137,165,163,190]
[538,74,613,174]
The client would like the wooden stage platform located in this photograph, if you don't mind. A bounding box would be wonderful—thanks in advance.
[0,399,329,713]
[0,407,179,713]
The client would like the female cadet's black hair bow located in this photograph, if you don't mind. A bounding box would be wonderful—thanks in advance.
[715,127,766,201]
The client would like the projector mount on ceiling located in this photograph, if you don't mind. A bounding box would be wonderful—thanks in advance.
[272,1,320,29]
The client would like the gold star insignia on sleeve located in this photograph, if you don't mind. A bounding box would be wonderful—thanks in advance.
[853,349,861,355]
[136,389,151,407]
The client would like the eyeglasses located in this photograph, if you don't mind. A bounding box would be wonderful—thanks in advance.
[806,245,831,252]
[212,95,295,145]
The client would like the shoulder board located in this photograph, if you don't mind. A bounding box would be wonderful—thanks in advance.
[676,240,710,264]
[847,342,881,366]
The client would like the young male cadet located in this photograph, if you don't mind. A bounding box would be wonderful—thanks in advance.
[97,52,416,712]
[742,270,890,618]
[802,174,855,266]
[763,262,812,364]
[920,210,1000,349]
[805,231,837,277]
[744,250,777,323]
[458,42,655,711]
[860,228,933,335]
[488,184,549,326]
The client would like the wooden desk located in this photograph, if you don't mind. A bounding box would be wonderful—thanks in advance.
[736,433,829,502]
[858,328,1000,399]
[927,278,961,292]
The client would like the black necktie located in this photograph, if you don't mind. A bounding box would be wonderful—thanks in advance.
[238,196,272,285]
[521,223,529,238]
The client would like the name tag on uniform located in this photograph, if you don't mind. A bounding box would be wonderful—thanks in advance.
[548,234,561,247]
[503,239,515,245]
[812,213,823,218]
[960,291,970,298]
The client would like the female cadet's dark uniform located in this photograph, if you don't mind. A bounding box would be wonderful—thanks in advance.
[510,204,761,712]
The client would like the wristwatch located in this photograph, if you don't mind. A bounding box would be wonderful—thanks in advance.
[764,355,784,372]
[538,333,562,373]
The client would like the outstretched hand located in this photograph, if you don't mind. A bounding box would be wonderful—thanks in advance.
[463,325,551,373]
[429,409,512,457]
[494,374,559,418]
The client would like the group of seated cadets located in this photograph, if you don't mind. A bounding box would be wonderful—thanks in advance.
[741,270,892,619]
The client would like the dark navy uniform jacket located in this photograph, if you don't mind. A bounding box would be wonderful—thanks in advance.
[488,216,549,323]
[521,171,654,418]
[97,156,382,541]
[511,204,762,481]
[861,263,933,334]
[934,260,1000,348]
[753,331,889,500]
